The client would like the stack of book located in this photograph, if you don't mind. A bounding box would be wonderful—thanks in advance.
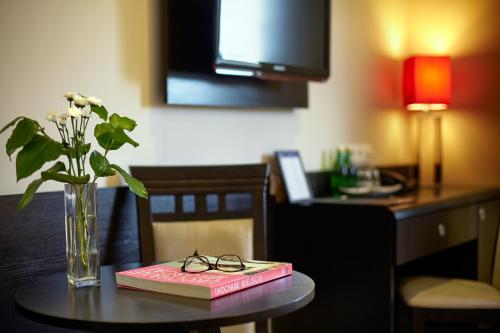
[115,257,292,300]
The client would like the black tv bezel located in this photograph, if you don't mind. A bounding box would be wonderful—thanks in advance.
[213,0,330,82]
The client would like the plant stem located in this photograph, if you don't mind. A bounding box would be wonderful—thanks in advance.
[37,124,50,137]
[54,123,73,175]
[71,118,82,177]
[63,126,75,175]
[75,185,90,275]
[55,123,65,142]
[83,146,110,216]
[81,117,90,174]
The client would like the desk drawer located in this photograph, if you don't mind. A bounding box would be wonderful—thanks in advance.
[396,205,478,265]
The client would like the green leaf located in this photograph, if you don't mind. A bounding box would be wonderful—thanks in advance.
[111,164,148,199]
[94,124,117,150]
[45,161,66,173]
[95,123,139,151]
[81,143,91,155]
[65,143,91,159]
[16,134,64,181]
[94,123,111,136]
[112,128,139,148]
[18,178,44,210]
[109,113,137,131]
[6,118,39,157]
[89,150,116,177]
[91,105,108,121]
[17,162,66,210]
[41,171,90,184]
[94,123,113,149]
[0,116,24,134]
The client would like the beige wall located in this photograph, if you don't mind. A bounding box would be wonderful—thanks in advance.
[1,0,498,196]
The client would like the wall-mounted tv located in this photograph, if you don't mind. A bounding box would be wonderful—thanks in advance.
[166,0,330,107]
[214,0,330,81]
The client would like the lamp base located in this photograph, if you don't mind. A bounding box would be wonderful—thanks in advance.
[415,113,443,189]
[434,162,442,186]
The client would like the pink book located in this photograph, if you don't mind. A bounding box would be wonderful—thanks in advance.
[115,257,293,300]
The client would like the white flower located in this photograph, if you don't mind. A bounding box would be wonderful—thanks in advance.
[87,96,102,107]
[68,106,82,118]
[64,92,78,101]
[73,95,89,107]
[58,112,69,126]
[46,111,58,122]
[81,108,92,118]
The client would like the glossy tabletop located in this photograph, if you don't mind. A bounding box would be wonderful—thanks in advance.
[15,264,315,333]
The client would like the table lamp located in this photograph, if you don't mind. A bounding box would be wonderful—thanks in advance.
[403,56,451,188]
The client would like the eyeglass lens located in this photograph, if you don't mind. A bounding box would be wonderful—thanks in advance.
[217,255,244,272]
[184,256,210,273]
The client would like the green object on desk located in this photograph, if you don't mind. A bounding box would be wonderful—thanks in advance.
[330,148,344,194]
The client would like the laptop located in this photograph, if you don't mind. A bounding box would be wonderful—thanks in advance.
[274,150,416,207]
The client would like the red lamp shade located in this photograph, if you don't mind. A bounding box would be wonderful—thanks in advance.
[403,56,451,111]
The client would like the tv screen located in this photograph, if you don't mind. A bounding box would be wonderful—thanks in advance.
[214,0,330,81]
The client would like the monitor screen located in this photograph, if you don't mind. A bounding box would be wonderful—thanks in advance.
[215,0,330,81]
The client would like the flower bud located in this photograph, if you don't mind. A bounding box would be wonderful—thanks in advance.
[46,111,58,122]
[87,96,102,107]
[58,112,69,126]
[64,92,77,101]
[68,106,82,119]
[73,95,89,108]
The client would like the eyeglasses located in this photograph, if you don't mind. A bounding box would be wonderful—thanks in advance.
[181,249,246,273]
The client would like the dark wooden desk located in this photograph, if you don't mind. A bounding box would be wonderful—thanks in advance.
[15,264,315,333]
[270,186,500,333]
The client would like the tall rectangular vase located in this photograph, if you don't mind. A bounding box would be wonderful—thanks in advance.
[64,183,100,287]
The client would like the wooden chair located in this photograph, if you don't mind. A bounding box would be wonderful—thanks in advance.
[399,217,500,332]
[130,164,270,333]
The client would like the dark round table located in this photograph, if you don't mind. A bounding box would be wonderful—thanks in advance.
[15,264,315,333]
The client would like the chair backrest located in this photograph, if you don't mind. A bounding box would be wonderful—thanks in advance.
[130,164,269,263]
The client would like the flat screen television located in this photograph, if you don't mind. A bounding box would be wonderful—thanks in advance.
[214,0,330,81]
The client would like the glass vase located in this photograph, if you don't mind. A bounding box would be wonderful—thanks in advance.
[64,183,100,287]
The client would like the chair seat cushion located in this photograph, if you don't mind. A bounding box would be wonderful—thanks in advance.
[400,276,500,309]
